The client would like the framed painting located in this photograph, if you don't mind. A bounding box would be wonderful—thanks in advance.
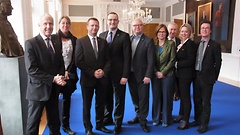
[186,11,196,34]
[197,2,212,36]
[212,0,230,41]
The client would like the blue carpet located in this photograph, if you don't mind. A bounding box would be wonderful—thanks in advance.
[43,77,240,135]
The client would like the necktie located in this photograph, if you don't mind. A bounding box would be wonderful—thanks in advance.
[107,32,112,43]
[196,41,205,71]
[46,38,55,61]
[92,38,98,59]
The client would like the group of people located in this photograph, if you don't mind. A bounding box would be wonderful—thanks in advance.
[23,11,222,135]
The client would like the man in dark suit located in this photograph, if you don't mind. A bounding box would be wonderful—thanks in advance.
[127,19,155,133]
[190,20,222,134]
[75,17,111,135]
[167,22,181,47]
[99,12,131,134]
[167,22,181,101]
[24,13,66,135]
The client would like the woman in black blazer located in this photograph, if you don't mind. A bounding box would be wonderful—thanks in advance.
[174,24,197,130]
[53,16,78,135]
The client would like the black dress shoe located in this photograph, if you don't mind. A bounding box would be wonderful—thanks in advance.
[141,124,150,133]
[96,126,112,133]
[113,125,122,134]
[189,121,200,127]
[173,115,183,123]
[197,126,208,134]
[127,117,139,124]
[85,129,94,135]
[62,127,76,135]
[177,121,188,130]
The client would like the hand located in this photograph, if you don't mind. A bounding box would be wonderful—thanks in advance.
[143,77,151,84]
[54,74,67,86]
[94,69,104,79]
[156,71,165,79]
[120,78,128,85]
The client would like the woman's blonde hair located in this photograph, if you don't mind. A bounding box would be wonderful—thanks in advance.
[179,23,194,40]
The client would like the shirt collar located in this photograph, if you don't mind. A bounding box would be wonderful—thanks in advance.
[109,28,117,35]
[88,34,97,39]
[201,37,210,43]
[40,33,50,40]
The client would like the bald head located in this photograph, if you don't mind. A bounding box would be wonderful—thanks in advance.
[132,18,144,36]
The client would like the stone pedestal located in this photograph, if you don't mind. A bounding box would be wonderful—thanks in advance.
[0,56,27,135]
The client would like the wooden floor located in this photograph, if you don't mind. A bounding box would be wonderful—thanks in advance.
[39,108,47,135]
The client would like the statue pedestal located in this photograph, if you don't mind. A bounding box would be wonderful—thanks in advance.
[0,56,27,135]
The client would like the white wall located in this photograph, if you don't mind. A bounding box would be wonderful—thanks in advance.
[218,0,240,87]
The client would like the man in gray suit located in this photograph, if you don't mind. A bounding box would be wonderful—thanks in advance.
[24,13,66,135]
[99,12,131,134]
[127,19,155,133]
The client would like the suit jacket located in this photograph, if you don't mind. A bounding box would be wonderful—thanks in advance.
[175,37,181,47]
[99,29,131,83]
[75,35,111,87]
[176,39,197,78]
[131,34,155,83]
[24,34,65,101]
[154,40,176,76]
[198,39,222,84]
[52,33,79,92]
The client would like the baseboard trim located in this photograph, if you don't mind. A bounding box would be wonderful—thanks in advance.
[218,77,240,88]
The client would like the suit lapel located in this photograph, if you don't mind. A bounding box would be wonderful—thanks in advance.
[85,36,97,60]
[103,31,108,39]
[36,35,47,50]
[112,29,121,44]
[136,34,145,51]
[36,35,54,62]
[203,39,212,59]
[132,34,145,59]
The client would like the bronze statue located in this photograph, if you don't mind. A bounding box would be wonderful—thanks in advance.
[0,0,24,57]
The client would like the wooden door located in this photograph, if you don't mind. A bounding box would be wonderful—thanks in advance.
[71,22,88,38]
[143,23,159,40]
[174,19,183,38]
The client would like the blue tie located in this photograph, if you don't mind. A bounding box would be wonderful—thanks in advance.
[46,38,55,61]
[107,32,112,43]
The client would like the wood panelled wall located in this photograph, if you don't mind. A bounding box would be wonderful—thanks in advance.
[70,22,159,42]
[143,23,159,41]
[71,22,88,38]
[186,0,236,53]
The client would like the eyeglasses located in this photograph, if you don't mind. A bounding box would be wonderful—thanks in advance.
[158,31,166,34]
[132,24,143,27]
[201,27,210,30]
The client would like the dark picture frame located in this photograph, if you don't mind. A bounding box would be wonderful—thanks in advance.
[186,11,196,34]
[197,2,212,36]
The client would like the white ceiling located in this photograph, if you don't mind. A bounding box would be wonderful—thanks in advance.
[114,0,172,4]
